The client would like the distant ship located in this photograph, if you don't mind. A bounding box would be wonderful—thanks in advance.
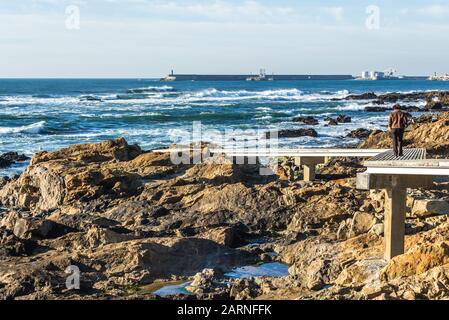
[428,72,449,81]
[160,70,176,82]
[246,69,274,81]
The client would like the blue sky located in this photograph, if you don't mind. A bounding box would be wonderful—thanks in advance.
[1,0,449,77]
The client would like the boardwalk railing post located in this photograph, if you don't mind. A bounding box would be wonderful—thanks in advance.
[384,184,407,260]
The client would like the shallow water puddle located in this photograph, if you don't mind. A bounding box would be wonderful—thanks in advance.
[151,262,289,297]
[152,281,193,297]
[224,262,289,279]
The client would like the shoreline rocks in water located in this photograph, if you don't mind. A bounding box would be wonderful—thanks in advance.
[0,152,30,169]
[346,91,449,113]
[0,112,449,300]
[292,116,319,125]
[347,128,382,139]
[266,128,318,139]
[324,115,351,126]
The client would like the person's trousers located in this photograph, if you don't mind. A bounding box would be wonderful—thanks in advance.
[391,128,404,156]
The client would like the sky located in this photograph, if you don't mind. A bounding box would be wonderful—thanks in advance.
[1,0,449,77]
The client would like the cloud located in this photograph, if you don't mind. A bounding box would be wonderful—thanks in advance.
[418,5,449,17]
[322,7,344,21]
[138,0,300,24]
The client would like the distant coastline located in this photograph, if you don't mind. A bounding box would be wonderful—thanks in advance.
[161,74,429,81]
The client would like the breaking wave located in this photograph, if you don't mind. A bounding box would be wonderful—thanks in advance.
[0,121,46,134]
[126,86,175,94]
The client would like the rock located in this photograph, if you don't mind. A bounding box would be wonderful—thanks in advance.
[411,200,449,217]
[349,212,377,238]
[1,211,73,240]
[266,129,318,139]
[0,228,36,256]
[426,101,443,110]
[369,223,384,236]
[414,114,436,124]
[292,116,318,125]
[402,290,416,300]
[327,119,338,126]
[0,138,144,212]
[346,92,378,100]
[337,220,351,240]
[334,263,370,287]
[364,106,389,112]
[401,106,422,112]
[0,152,30,169]
[198,225,248,247]
[102,201,170,225]
[347,128,371,139]
[84,226,135,248]
[186,268,224,294]
[32,137,142,165]
[336,115,351,123]
[381,242,449,281]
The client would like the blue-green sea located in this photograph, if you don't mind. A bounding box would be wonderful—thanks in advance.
[1,79,449,174]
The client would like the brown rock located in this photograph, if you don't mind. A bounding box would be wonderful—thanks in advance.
[381,242,449,281]
[411,200,449,217]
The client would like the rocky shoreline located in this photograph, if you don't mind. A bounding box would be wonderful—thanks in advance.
[0,108,448,300]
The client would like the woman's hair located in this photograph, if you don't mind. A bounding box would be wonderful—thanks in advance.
[393,104,401,110]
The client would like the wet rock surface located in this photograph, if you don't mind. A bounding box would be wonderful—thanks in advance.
[0,152,29,169]
[292,116,319,125]
[0,111,448,300]
[266,128,318,139]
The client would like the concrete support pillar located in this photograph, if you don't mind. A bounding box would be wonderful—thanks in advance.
[303,164,316,182]
[295,157,325,182]
[357,172,434,261]
[384,187,407,260]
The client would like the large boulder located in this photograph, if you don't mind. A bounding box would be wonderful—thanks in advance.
[411,200,449,217]
[0,138,144,212]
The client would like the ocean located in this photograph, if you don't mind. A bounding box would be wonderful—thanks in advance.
[1,78,449,175]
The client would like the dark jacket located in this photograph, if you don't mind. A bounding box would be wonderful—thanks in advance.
[389,110,408,129]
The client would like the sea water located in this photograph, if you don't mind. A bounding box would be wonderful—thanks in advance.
[1,78,449,175]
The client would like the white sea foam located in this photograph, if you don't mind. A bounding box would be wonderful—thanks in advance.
[335,103,368,111]
[0,96,79,106]
[255,107,272,112]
